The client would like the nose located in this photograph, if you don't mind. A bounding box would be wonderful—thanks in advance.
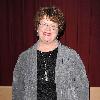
[45,25,51,31]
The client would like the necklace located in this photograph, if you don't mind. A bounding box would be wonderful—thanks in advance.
[37,47,58,82]
[44,70,48,81]
[41,51,52,81]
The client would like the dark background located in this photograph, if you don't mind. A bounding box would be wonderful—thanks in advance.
[0,0,100,86]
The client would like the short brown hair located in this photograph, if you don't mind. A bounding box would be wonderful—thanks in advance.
[34,6,66,39]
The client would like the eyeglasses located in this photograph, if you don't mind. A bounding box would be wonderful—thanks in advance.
[39,22,58,31]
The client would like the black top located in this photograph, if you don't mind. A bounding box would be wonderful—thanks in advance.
[37,47,58,100]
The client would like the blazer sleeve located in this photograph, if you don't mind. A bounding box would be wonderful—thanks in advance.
[69,49,89,100]
[12,54,25,100]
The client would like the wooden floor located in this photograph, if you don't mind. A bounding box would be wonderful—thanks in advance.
[0,86,100,100]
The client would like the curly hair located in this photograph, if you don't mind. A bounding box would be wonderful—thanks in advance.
[34,6,66,39]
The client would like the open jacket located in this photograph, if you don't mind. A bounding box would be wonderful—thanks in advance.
[12,41,89,100]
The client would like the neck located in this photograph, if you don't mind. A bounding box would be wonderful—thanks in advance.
[37,40,59,52]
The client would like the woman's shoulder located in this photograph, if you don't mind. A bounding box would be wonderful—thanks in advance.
[61,44,84,70]
[61,44,81,60]
[17,44,36,60]
[61,44,78,55]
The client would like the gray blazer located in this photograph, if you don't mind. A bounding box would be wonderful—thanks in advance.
[12,41,89,100]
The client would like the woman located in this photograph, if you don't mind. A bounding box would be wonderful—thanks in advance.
[12,6,89,100]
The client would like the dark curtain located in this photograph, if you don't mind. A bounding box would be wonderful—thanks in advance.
[0,0,100,86]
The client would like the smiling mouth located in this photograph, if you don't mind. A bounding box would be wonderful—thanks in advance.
[43,32,51,36]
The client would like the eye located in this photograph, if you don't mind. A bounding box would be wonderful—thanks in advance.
[51,26,58,30]
[51,25,55,27]
[42,22,47,26]
[43,23,46,25]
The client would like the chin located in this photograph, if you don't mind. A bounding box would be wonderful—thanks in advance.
[46,40,57,44]
[39,38,57,44]
[45,40,52,43]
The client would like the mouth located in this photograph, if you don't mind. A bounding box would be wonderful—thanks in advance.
[43,32,51,36]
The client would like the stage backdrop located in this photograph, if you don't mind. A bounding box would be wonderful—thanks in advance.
[0,0,100,86]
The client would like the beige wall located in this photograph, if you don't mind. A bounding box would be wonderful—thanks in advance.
[90,87,100,100]
[0,86,100,100]
[0,86,12,100]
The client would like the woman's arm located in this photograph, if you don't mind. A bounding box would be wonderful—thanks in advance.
[69,49,89,100]
[12,54,25,100]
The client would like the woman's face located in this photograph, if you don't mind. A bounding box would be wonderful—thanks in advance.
[37,16,58,44]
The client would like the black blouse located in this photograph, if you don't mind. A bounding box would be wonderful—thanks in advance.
[37,47,58,100]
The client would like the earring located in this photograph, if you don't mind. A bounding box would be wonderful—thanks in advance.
[37,33,39,36]
[37,30,39,36]
[56,36,58,39]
